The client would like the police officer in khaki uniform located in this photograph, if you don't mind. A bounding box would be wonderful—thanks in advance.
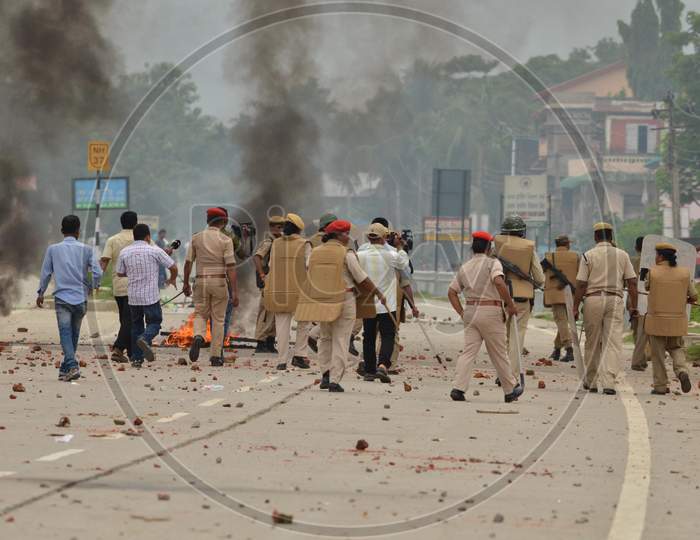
[542,235,579,362]
[296,219,385,392]
[183,207,238,367]
[494,215,545,385]
[629,236,651,370]
[253,215,285,353]
[265,213,312,371]
[644,243,696,395]
[573,222,637,394]
[306,213,338,351]
[448,231,522,403]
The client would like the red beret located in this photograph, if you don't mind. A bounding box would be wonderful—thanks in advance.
[207,207,227,219]
[472,230,493,242]
[325,219,352,234]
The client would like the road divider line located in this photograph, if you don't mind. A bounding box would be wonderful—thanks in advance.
[198,398,224,408]
[36,449,85,462]
[607,377,651,540]
[157,412,189,424]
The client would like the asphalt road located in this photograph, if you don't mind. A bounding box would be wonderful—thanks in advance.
[1,297,699,540]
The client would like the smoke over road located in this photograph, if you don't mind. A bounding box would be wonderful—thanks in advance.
[0,0,118,314]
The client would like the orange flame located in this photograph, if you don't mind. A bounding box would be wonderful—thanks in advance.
[164,314,232,348]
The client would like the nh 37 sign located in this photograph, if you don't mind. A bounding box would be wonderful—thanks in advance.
[87,141,110,172]
[504,175,548,224]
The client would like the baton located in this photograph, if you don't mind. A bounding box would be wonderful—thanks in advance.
[414,317,448,370]
[510,312,525,387]
[161,290,185,306]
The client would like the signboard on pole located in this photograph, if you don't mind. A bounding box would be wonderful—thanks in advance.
[504,175,548,225]
[72,177,129,210]
[87,141,111,172]
[423,217,471,241]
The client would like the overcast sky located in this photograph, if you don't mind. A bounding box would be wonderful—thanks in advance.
[105,0,700,121]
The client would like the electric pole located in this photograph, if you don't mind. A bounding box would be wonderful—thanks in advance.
[665,92,682,239]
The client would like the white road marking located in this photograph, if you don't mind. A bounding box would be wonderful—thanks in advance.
[234,386,251,393]
[157,412,190,424]
[198,398,224,408]
[0,471,16,478]
[607,377,651,540]
[36,449,85,462]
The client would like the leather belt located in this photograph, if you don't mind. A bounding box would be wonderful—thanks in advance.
[586,290,621,298]
[197,274,227,279]
[465,299,502,306]
[513,297,531,303]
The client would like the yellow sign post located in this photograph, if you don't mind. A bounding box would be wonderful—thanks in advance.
[87,141,110,172]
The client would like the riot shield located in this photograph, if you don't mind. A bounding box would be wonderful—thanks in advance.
[564,286,585,379]
[639,235,697,317]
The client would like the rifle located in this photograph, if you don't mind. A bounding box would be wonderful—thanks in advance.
[541,258,575,291]
[497,255,543,290]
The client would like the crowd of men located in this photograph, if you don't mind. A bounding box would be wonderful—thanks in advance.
[36,209,698,400]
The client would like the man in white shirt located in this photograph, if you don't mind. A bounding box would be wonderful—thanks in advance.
[117,224,178,367]
[357,222,410,383]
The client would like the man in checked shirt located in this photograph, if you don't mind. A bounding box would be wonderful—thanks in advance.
[117,224,178,368]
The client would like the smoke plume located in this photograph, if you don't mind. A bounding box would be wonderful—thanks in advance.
[0,0,118,314]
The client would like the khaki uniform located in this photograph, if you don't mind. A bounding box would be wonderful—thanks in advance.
[644,262,696,391]
[450,254,518,395]
[543,247,580,349]
[629,254,651,369]
[186,227,235,358]
[296,239,368,383]
[253,232,276,341]
[265,235,311,364]
[494,235,545,378]
[577,241,635,390]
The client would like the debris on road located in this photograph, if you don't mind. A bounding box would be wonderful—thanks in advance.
[157,493,170,501]
[355,439,369,451]
[12,383,25,392]
[272,510,294,524]
[56,416,71,427]
[476,410,519,415]
[403,382,412,392]
[538,380,546,389]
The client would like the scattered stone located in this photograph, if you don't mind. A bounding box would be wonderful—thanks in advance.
[473,390,480,396]
[525,369,535,376]
[113,419,126,426]
[79,360,87,368]
[222,403,232,408]
[236,402,244,408]
[12,383,25,393]
[538,380,546,389]
[355,439,369,451]
[384,404,390,409]
[17,328,28,333]
[575,517,589,524]
[216,457,222,464]
[9,395,16,400]
[157,493,170,501]
[272,510,294,524]
[31,345,42,352]
[177,357,188,366]
[403,382,412,392]
[191,420,201,428]
[493,513,504,523]
[133,417,143,426]
[56,416,71,428]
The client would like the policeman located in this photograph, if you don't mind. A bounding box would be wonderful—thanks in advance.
[542,235,579,362]
[573,222,637,395]
[264,213,312,371]
[629,236,651,370]
[253,215,285,353]
[183,207,239,367]
[295,219,385,392]
[306,213,338,352]
[644,243,696,395]
[493,215,545,384]
[448,231,522,403]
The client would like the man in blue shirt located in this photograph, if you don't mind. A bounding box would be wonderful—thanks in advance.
[37,215,102,381]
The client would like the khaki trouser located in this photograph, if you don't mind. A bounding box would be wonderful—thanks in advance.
[389,326,401,366]
[506,300,531,378]
[454,306,517,395]
[274,313,310,364]
[319,294,357,383]
[583,295,624,390]
[193,278,229,358]
[630,315,651,368]
[552,304,572,349]
[648,335,689,391]
[309,318,361,342]
[254,293,275,340]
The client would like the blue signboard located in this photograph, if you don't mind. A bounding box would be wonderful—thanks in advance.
[72,177,129,210]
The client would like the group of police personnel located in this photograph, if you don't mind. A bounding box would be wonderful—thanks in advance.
[180,207,697,401]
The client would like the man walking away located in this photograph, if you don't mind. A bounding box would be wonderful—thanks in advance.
[117,224,177,368]
[357,222,410,383]
[37,215,102,382]
[101,210,138,362]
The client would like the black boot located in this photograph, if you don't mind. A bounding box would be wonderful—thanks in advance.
[348,338,359,357]
[189,335,204,362]
[328,382,344,392]
[266,336,278,354]
[562,347,574,363]
[450,389,466,401]
[549,348,561,361]
[308,336,318,353]
[210,356,223,367]
[319,371,330,390]
[291,356,310,369]
[255,340,268,353]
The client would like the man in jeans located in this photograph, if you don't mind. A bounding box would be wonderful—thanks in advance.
[357,222,410,383]
[117,224,178,367]
[37,215,102,382]
[100,210,138,362]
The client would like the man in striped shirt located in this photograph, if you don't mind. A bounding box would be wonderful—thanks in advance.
[117,224,178,367]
